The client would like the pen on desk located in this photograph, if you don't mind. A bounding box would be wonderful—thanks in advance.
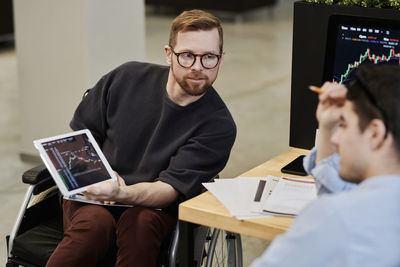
[309,85,324,94]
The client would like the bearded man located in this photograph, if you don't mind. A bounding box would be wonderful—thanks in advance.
[46,9,236,267]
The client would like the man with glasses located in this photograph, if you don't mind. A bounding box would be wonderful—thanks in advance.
[252,64,400,266]
[46,9,236,267]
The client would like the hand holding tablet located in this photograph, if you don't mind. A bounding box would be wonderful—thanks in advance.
[84,173,126,200]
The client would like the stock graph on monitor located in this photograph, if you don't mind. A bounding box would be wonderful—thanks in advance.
[324,15,400,85]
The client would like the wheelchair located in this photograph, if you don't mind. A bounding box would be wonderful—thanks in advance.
[6,164,243,267]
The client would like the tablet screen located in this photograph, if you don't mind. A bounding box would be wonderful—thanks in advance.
[39,132,112,192]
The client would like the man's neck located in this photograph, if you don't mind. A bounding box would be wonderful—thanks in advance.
[364,149,400,179]
[166,70,204,106]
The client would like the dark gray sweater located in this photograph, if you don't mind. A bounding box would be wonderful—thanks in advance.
[70,61,236,205]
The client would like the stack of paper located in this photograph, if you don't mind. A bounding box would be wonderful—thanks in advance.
[203,177,269,220]
[203,176,317,220]
[260,177,317,216]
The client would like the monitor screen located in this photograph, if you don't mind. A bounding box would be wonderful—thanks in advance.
[290,3,400,150]
[324,15,400,85]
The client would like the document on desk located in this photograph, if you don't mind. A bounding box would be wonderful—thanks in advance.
[261,177,317,216]
[203,177,270,220]
[203,176,317,220]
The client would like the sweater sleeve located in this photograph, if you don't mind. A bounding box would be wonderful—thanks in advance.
[69,75,111,146]
[157,108,236,201]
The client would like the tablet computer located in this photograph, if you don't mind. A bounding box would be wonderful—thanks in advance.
[33,129,117,197]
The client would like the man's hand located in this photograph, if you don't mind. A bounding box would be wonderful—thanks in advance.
[316,82,347,131]
[315,82,347,162]
[83,173,126,204]
[84,172,178,208]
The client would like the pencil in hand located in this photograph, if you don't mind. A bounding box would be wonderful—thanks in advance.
[308,85,324,94]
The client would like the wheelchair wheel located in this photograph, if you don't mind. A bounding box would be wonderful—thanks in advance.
[199,228,243,267]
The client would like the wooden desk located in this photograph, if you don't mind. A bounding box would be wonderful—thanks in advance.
[179,148,310,241]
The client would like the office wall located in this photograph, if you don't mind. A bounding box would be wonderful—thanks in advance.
[13,0,145,157]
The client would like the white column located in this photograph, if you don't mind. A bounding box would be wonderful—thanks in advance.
[13,0,145,157]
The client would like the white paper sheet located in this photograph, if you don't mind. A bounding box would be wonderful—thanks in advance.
[203,177,272,220]
[262,177,317,216]
[203,176,317,220]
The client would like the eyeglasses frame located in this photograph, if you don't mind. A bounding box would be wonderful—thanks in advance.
[170,48,222,69]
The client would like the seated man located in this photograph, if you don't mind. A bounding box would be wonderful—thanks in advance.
[252,64,400,266]
[46,9,236,267]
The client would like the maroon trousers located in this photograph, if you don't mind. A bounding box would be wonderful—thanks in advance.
[46,200,176,267]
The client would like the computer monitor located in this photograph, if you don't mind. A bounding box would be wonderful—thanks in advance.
[324,15,400,85]
[289,13,400,150]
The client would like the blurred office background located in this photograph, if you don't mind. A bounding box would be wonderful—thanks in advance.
[0,0,295,265]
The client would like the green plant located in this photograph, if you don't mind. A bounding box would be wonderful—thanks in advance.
[305,0,400,9]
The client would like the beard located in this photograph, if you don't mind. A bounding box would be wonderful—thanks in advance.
[171,64,213,96]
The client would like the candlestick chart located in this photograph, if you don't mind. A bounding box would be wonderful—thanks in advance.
[335,47,400,84]
[44,134,110,190]
[330,24,400,84]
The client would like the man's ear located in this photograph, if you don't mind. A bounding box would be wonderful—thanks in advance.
[164,45,172,66]
[219,50,226,67]
[368,118,387,150]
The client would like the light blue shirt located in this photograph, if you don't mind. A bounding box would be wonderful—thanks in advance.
[251,148,400,267]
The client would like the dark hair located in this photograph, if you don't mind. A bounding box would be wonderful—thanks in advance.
[169,9,223,51]
[347,64,400,153]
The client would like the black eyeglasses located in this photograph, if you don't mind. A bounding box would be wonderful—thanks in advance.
[349,74,389,137]
[171,48,221,69]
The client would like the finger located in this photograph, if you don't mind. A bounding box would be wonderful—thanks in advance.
[101,200,116,205]
[83,192,94,200]
[114,171,121,180]
[113,172,125,186]
[327,84,346,96]
[320,81,340,92]
[85,186,99,195]
[118,176,126,186]
[320,86,347,106]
